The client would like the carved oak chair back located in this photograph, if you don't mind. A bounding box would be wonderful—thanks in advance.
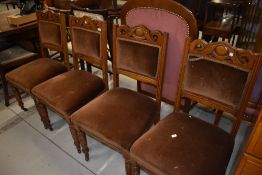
[71,0,121,60]
[70,15,108,87]
[70,24,168,175]
[175,39,262,136]
[37,10,69,69]
[120,0,197,104]
[112,24,168,107]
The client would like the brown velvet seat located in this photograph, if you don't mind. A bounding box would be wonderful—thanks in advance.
[131,112,234,175]
[6,58,66,93]
[72,88,158,152]
[31,15,108,153]
[5,10,69,110]
[71,24,168,175]
[32,70,105,118]
[130,39,262,175]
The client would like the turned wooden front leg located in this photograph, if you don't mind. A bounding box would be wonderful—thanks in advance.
[125,158,132,175]
[11,85,26,111]
[33,97,52,131]
[69,123,81,153]
[77,128,89,161]
[131,162,140,175]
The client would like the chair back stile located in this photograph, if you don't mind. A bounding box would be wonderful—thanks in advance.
[37,11,69,69]
[112,24,168,106]
[69,15,109,89]
[175,39,262,136]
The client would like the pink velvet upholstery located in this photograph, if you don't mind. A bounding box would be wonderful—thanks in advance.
[126,8,189,103]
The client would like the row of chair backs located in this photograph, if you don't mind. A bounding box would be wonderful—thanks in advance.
[37,11,69,69]
[112,24,168,106]
[175,39,262,135]
[121,0,198,104]
[36,9,167,101]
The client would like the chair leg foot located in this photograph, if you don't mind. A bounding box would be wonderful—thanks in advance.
[131,161,140,175]
[33,97,52,130]
[125,158,132,175]
[11,86,26,110]
[69,123,81,153]
[77,128,89,161]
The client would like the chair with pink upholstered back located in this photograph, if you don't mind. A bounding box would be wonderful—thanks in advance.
[121,0,198,107]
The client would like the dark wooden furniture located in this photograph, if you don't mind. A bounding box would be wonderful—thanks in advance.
[0,0,17,10]
[0,9,39,106]
[44,0,74,10]
[236,0,262,123]
[130,39,261,175]
[0,9,38,52]
[179,0,208,29]
[202,0,243,43]
[235,109,262,174]
[237,0,262,52]
[31,15,108,153]
[5,10,68,110]
[0,45,37,106]
[121,0,198,105]
[71,24,168,175]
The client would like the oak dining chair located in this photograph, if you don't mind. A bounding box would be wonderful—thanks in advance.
[71,24,168,175]
[6,10,69,110]
[130,39,262,175]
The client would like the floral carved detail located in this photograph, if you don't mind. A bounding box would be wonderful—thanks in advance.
[189,39,255,70]
[37,10,60,22]
[117,25,166,44]
[70,16,103,31]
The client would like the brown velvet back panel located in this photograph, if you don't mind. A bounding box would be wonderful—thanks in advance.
[38,21,61,47]
[184,58,248,108]
[72,27,101,58]
[116,39,159,78]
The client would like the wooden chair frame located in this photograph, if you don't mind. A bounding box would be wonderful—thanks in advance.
[7,10,69,111]
[175,38,262,136]
[33,15,108,153]
[112,24,168,108]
